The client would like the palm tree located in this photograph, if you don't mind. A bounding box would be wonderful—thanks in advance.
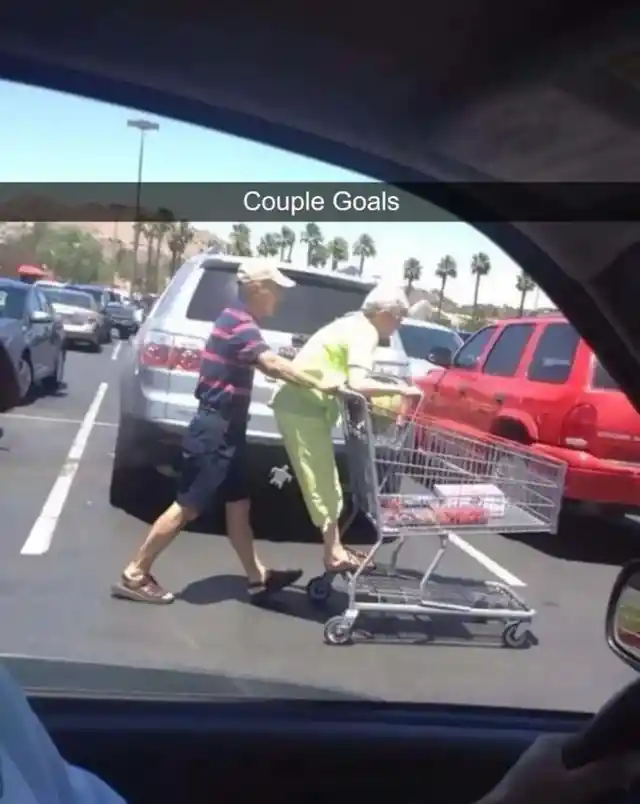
[168,220,195,277]
[300,223,323,266]
[257,232,281,257]
[352,233,376,276]
[140,218,157,292]
[435,255,457,319]
[516,271,536,316]
[403,257,422,293]
[152,207,174,290]
[309,243,329,268]
[108,203,126,265]
[228,223,252,256]
[279,225,296,262]
[326,237,349,271]
[470,252,491,321]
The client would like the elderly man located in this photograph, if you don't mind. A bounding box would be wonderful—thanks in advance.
[112,260,338,605]
[271,285,422,574]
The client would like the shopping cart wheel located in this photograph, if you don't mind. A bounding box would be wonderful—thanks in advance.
[306,575,332,606]
[501,622,534,649]
[324,616,353,646]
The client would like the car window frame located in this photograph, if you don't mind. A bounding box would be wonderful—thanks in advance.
[397,323,463,360]
[481,322,536,378]
[451,325,498,370]
[525,321,581,385]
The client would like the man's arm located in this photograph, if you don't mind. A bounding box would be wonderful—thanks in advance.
[256,350,333,391]
[233,327,335,392]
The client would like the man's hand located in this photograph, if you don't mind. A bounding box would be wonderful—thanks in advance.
[314,379,342,394]
[477,734,640,804]
[400,385,422,398]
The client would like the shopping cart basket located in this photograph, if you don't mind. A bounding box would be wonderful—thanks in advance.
[305,390,567,648]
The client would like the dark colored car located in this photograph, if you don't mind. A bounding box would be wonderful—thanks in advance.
[65,284,113,344]
[0,278,66,403]
[105,301,139,339]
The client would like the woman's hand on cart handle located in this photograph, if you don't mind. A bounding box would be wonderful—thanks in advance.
[400,385,423,398]
[314,378,343,394]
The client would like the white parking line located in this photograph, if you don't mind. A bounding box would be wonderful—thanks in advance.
[111,341,122,361]
[20,382,109,556]
[2,413,116,427]
[447,532,526,587]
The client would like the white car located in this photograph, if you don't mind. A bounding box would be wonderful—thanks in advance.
[38,286,103,352]
[379,318,463,379]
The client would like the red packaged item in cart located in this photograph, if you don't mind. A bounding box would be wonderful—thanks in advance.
[380,498,489,528]
[432,504,490,526]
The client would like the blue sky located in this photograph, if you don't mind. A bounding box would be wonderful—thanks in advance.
[1,80,550,307]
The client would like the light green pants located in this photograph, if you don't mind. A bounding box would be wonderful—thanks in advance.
[274,408,343,530]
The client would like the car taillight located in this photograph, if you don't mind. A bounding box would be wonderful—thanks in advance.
[560,404,597,450]
[140,334,204,373]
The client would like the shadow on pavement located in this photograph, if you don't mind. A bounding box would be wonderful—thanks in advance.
[179,574,247,605]
[20,382,68,407]
[505,510,640,566]
[178,570,539,649]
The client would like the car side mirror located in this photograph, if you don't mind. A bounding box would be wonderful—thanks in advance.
[30,310,52,324]
[426,346,452,368]
[606,560,640,671]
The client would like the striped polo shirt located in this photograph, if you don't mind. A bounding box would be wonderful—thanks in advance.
[195,302,269,423]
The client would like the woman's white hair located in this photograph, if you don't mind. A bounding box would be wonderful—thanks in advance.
[360,285,410,318]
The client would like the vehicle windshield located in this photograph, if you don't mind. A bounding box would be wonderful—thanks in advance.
[42,288,95,310]
[0,285,27,319]
[399,323,462,359]
[186,264,370,334]
[0,79,630,717]
[69,287,103,305]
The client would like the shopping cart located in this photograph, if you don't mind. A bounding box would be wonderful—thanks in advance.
[305,389,567,648]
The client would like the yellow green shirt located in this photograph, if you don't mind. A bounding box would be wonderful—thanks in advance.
[270,312,379,421]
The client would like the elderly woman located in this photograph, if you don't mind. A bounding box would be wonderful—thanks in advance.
[270,286,421,573]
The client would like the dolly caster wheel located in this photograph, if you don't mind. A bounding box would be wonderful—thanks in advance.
[501,622,534,649]
[324,616,353,645]
[306,576,332,606]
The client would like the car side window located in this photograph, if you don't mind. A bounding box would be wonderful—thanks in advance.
[35,290,51,314]
[527,322,580,384]
[25,290,39,316]
[452,326,497,369]
[482,323,535,377]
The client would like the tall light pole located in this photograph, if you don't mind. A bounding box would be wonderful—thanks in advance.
[127,118,159,290]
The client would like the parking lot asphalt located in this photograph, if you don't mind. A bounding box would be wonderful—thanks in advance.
[0,341,638,711]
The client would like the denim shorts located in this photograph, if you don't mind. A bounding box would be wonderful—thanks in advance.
[176,409,249,514]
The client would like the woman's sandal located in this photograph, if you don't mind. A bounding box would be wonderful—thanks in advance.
[325,549,377,575]
[345,547,377,571]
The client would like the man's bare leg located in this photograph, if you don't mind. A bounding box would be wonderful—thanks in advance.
[112,501,197,604]
[225,499,266,585]
[226,498,304,602]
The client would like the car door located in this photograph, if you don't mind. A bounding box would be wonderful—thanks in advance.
[37,289,63,367]
[24,289,49,378]
[428,325,498,426]
[471,322,537,431]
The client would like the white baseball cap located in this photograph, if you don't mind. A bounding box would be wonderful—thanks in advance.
[237,260,296,288]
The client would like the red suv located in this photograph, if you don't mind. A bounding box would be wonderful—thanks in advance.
[414,315,640,512]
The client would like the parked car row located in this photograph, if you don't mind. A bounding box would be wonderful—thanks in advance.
[36,281,142,349]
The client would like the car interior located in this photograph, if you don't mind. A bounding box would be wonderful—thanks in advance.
[3,1,640,802]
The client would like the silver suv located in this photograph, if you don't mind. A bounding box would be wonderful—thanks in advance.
[110,254,408,530]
